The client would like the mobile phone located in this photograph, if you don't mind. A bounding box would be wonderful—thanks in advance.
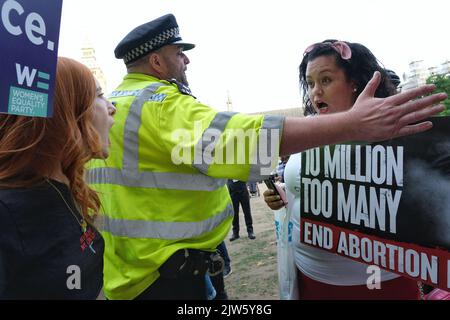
[264,178,287,206]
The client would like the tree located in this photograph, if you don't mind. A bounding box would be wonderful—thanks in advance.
[426,73,450,116]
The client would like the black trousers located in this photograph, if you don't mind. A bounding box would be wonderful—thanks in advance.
[135,275,207,300]
[227,181,253,235]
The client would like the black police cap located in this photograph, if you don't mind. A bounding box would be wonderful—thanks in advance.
[114,14,195,65]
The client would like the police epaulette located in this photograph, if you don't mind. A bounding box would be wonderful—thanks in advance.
[168,78,196,98]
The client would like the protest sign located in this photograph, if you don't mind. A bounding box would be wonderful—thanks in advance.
[1,0,62,117]
[300,116,450,290]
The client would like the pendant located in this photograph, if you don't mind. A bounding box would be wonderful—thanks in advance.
[80,220,96,254]
[81,219,87,233]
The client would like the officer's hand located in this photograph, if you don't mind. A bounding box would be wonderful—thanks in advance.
[263,189,285,210]
[350,71,446,141]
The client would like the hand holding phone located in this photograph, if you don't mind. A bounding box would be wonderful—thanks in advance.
[264,179,288,207]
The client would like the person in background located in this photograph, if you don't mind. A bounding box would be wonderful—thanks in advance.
[228,180,256,241]
[217,241,232,278]
[275,156,290,183]
[0,57,116,299]
[207,241,231,300]
[87,12,445,300]
[205,274,216,300]
[247,181,259,197]
[385,69,401,89]
[264,40,425,299]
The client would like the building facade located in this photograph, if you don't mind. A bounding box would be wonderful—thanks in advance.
[80,38,108,93]
[400,59,450,91]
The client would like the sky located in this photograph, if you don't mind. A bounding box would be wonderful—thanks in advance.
[58,0,450,114]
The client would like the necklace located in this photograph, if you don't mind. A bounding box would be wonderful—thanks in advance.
[45,178,97,254]
[45,178,88,233]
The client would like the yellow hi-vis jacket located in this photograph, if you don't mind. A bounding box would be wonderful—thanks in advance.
[87,73,284,299]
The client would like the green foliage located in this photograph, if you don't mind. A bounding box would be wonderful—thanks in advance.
[426,73,450,116]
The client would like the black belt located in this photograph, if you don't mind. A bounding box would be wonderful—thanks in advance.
[159,249,224,279]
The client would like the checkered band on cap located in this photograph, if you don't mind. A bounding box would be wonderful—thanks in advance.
[123,27,180,64]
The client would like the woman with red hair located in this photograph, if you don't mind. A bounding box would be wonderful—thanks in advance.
[0,57,116,299]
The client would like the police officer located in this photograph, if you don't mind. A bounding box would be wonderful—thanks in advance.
[87,14,446,300]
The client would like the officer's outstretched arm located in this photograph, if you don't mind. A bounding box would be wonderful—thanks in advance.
[279,72,446,156]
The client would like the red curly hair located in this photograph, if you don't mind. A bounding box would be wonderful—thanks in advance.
[0,57,102,222]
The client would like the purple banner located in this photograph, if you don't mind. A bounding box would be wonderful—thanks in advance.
[1,0,63,117]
